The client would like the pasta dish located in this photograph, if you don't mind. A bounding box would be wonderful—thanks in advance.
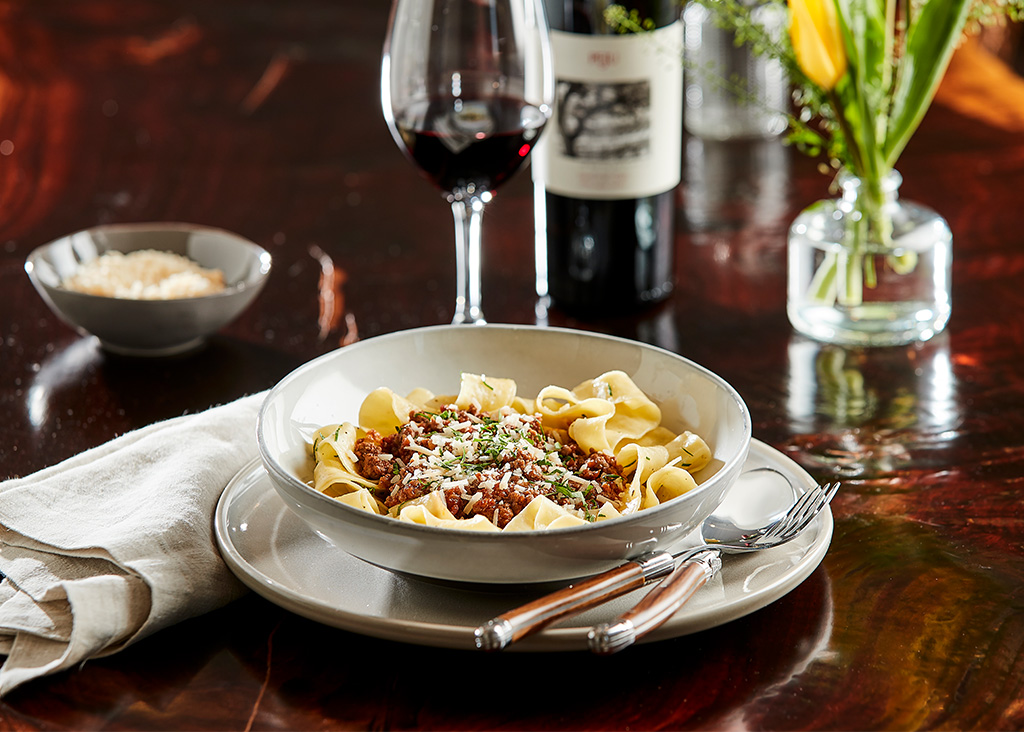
[310,371,711,531]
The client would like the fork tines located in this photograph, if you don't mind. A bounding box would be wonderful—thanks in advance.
[762,481,840,542]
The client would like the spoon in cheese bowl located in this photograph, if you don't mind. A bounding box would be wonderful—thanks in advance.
[474,469,839,652]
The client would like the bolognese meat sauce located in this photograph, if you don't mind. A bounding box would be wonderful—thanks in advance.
[352,406,628,528]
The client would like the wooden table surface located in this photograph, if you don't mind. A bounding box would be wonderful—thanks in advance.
[2,2,1023,729]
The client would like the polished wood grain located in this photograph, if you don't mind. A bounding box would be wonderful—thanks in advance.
[2,2,1024,729]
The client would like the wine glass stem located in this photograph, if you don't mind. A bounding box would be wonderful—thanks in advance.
[451,196,486,325]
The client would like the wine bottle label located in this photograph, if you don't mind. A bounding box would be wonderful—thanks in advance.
[533,23,683,200]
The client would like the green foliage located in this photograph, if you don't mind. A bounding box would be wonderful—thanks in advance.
[656,0,1023,177]
[883,0,973,167]
[603,4,656,32]
[966,0,1024,27]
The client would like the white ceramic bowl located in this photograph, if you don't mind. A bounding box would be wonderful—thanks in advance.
[257,324,752,585]
[25,223,272,356]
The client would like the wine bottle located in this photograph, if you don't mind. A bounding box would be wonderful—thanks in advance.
[533,0,682,315]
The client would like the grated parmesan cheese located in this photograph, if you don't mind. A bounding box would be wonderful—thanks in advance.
[61,249,226,300]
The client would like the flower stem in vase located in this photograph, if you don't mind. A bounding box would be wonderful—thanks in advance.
[787,169,951,347]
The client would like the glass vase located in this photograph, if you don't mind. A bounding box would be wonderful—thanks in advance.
[787,170,952,347]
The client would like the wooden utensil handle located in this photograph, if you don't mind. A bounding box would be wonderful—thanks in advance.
[587,548,722,654]
[474,551,675,651]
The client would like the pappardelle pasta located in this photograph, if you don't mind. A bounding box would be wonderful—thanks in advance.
[310,371,712,532]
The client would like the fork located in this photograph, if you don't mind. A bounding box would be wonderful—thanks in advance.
[587,480,840,654]
[474,479,839,652]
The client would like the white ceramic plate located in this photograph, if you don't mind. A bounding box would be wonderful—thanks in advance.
[215,440,832,651]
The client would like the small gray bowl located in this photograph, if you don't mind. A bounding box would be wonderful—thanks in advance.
[25,223,272,356]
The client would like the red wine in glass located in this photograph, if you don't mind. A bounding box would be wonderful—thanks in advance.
[396,97,548,200]
[382,0,553,324]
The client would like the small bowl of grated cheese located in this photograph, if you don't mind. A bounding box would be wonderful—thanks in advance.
[25,223,271,356]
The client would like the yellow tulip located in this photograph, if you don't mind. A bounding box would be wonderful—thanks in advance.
[788,0,848,91]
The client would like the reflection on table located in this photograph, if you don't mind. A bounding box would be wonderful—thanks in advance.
[2,1,1024,729]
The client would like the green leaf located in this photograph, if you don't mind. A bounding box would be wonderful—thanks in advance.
[883,0,972,166]
[833,0,890,180]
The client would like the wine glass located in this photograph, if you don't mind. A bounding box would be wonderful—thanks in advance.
[382,0,553,325]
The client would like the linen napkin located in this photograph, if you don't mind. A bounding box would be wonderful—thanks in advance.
[0,392,266,696]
